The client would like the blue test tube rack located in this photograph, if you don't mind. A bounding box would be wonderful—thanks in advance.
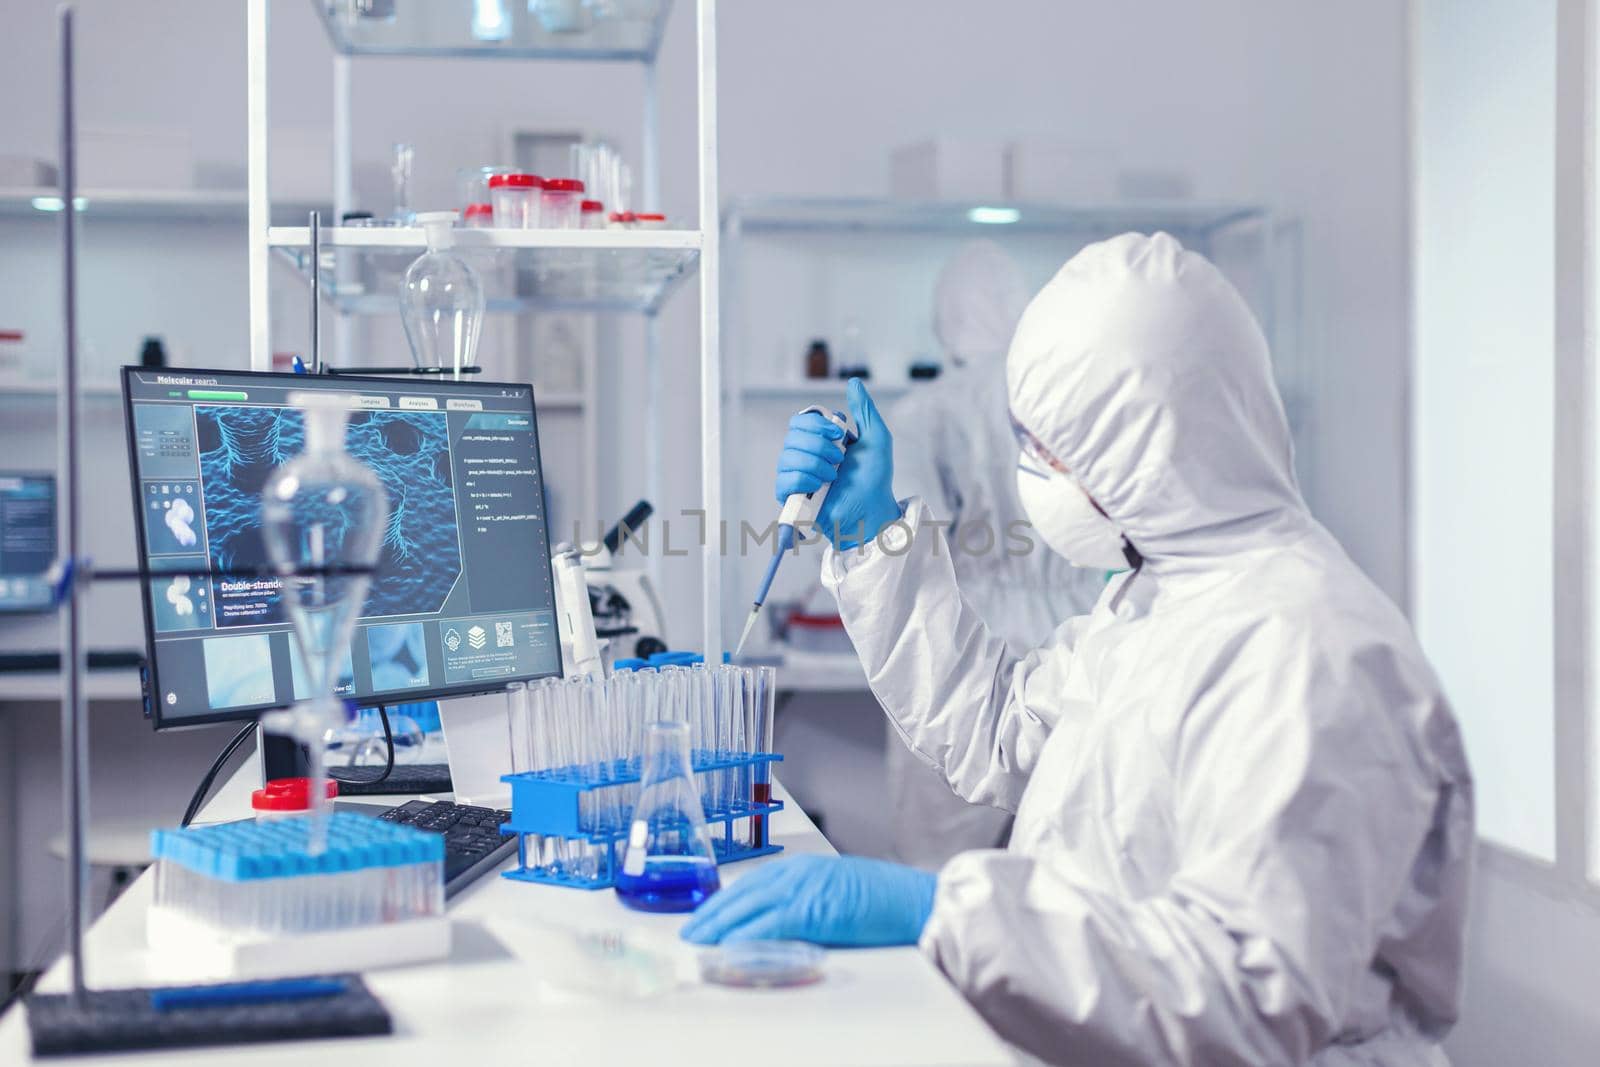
[499,751,784,890]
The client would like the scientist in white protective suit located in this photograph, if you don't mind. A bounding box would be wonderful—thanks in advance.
[685,232,1475,1067]
[885,239,1108,869]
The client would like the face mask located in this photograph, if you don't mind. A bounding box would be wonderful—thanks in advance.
[1015,453,1131,571]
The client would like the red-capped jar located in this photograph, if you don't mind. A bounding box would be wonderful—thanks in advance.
[488,172,543,228]
[252,776,339,820]
[463,202,494,228]
[541,178,585,230]
[634,212,667,230]
[579,199,605,230]
[608,211,637,229]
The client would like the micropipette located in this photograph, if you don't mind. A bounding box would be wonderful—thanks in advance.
[732,405,856,659]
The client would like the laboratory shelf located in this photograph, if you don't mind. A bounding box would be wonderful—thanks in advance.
[724,196,1267,241]
[0,186,327,224]
[270,226,701,314]
[0,381,126,405]
[740,380,913,401]
[313,0,673,62]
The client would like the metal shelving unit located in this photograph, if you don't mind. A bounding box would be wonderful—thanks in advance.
[270,225,701,314]
[247,0,725,656]
[0,187,333,408]
[725,196,1268,238]
[0,186,328,222]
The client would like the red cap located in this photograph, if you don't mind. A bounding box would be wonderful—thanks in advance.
[580,199,604,212]
[542,178,585,193]
[636,213,666,222]
[787,609,844,629]
[464,202,493,217]
[252,776,339,812]
[609,211,637,223]
[488,173,543,189]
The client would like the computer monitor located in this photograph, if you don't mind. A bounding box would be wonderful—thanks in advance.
[0,472,56,613]
[122,367,563,729]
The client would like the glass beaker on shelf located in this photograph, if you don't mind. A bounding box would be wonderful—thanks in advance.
[401,211,485,379]
[615,720,720,912]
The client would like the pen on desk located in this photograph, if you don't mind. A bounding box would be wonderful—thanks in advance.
[149,977,349,1012]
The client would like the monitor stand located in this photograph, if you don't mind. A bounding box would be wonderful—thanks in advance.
[256,696,512,801]
[258,727,309,782]
[435,692,515,806]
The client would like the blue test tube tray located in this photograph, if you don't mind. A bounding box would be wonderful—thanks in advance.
[499,751,785,891]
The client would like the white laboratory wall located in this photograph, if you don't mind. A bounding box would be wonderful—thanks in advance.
[1413,0,1557,860]
[1415,2,1600,1064]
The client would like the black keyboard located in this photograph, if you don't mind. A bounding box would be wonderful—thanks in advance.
[376,800,515,898]
[334,763,453,797]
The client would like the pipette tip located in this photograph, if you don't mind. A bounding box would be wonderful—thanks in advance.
[732,607,760,660]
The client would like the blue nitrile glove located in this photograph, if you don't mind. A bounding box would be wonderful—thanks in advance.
[680,854,936,947]
[772,378,900,551]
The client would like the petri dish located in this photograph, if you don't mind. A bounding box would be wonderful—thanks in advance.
[699,940,825,989]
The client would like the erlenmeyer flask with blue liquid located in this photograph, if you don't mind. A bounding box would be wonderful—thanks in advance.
[616,720,720,912]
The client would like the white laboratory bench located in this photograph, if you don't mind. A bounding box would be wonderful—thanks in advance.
[0,761,1015,1066]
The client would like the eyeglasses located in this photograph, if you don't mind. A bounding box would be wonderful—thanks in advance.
[1009,409,1070,475]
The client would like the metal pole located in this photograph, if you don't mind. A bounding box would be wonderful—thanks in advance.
[645,314,663,597]
[696,0,721,658]
[309,210,322,373]
[247,0,270,371]
[641,56,660,212]
[56,2,90,1006]
[332,53,354,365]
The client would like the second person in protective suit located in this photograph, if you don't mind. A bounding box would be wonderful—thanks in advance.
[686,232,1474,1067]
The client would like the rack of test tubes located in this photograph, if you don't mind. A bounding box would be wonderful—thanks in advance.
[146,812,450,979]
[500,663,783,890]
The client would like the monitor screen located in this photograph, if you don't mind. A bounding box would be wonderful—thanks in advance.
[122,367,562,728]
[0,472,55,613]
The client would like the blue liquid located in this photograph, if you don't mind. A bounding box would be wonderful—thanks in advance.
[615,857,720,913]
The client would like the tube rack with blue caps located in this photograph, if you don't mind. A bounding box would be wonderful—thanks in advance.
[149,812,445,938]
[500,663,783,890]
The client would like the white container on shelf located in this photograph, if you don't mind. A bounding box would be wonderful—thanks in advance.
[541,179,585,229]
[1004,140,1118,203]
[579,199,606,229]
[457,165,512,211]
[0,156,57,187]
[0,330,31,385]
[489,172,543,228]
[889,137,1006,201]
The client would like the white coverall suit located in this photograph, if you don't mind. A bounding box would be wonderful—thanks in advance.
[886,240,1107,869]
[821,233,1474,1065]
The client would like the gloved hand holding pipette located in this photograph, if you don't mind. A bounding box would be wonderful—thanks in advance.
[776,378,900,551]
[733,379,902,659]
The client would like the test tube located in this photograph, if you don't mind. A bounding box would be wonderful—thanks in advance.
[751,666,777,849]
[506,681,530,773]
[733,666,753,817]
